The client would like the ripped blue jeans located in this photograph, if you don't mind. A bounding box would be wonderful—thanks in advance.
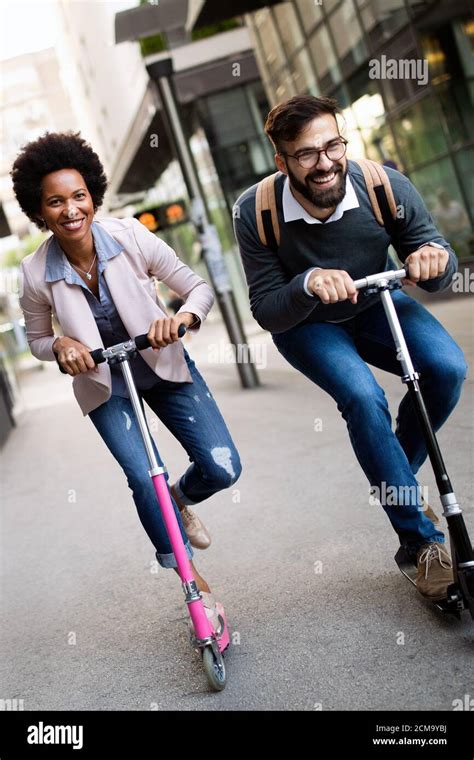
[88,349,242,568]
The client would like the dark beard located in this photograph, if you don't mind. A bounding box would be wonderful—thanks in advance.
[287,162,347,209]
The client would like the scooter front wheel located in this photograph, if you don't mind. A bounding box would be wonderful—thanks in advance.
[202,646,226,691]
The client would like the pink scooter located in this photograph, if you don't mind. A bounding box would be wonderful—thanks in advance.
[80,325,230,690]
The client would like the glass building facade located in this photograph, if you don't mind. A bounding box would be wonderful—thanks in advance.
[245,1,474,258]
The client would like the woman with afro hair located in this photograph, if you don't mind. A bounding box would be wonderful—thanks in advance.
[12,131,241,626]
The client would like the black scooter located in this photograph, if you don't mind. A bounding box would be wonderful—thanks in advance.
[353,268,474,620]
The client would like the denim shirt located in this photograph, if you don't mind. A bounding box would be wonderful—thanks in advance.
[45,221,161,397]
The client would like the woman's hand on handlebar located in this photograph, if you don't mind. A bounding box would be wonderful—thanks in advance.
[308,269,358,305]
[147,313,195,350]
[53,337,98,376]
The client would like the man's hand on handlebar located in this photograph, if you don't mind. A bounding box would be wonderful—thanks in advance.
[403,245,448,286]
[147,313,196,350]
[308,269,358,305]
[53,337,98,376]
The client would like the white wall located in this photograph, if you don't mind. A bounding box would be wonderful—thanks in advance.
[56,0,149,174]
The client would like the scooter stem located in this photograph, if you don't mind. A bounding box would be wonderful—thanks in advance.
[119,357,214,640]
[377,287,474,616]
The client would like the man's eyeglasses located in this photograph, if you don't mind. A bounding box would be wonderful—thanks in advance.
[281,138,348,169]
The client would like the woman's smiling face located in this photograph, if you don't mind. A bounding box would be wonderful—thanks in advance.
[40,168,95,245]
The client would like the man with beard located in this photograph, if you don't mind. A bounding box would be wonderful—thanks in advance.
[233,95,467,602]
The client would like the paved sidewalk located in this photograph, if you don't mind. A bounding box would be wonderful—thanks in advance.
[1,297,473,710]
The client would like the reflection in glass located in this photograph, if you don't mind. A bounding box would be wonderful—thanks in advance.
[329,1,367,70]
[273,3,304,57]
[292,48,320,96]
[393,98,449,169]
[420,26,474,148]
[453,19,474,89]
[410,157,473,259]
[294,0,323,32]
[405,0,433,17]
[309,24,341,86]
[253,8,287,79]
[341,90,390,164]
[453,147,474,221]
[356,0,408,47]
[275,73,298,101]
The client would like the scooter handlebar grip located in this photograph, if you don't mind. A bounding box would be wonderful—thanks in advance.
[57,348,105,372]
[134,333,151,350]
[90,349,106,365]
[135,324,187,350]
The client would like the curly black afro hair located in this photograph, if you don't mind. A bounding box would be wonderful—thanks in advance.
[10,131,108,230]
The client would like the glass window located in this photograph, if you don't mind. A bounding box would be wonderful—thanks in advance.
[410,157,473,259]
[274,72,298,101]
[405,0,432,18]
[453,148,474,221]
[420,26,474,146]
[294,0,323,32]
[272,3,304,58]
[384,78,415,110]
[253,9,288,79]
[339,106,367,158]
[203,89,261,146]
[323,0,340,12]
[309,24,341,87]
[371,124,400,167]
[356,0,408,48]
[435,80,473,149]
[291,48,320,95]
[329,1,367,71]
[331,83,351,110]
[248,22,273,95]
[346,65,379,105]
[245,81,273,137]
[339,83,395,166]
[377,48,424,110]
[453,20,474,82]
[393,98,449,170]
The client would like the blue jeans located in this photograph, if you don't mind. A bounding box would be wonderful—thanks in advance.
[88,350,242,568]
[272,290,468,555]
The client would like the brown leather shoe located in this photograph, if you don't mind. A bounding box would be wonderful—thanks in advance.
[181,507,212,549]
[416,542,453,601]
[422,501,441,529]
[171,484,211,550]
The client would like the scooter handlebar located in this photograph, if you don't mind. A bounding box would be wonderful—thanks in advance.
[90,348,106,365]
[353,268,407,291]
[134,323,187,350]
[57,324,187,373]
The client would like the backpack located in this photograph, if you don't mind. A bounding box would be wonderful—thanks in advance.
[255,158,399,252]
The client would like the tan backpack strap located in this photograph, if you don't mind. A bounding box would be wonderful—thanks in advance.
[255,172,280,248]
[354,158,383,225]
[353,158,398,226]
[368,160,398,220]
[255,177,267,246]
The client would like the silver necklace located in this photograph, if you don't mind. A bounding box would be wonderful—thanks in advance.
[71,252,97,281]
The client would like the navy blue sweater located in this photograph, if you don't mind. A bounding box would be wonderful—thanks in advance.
[233,161,457,333]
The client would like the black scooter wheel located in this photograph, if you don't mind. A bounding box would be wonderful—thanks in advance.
[202,646,226,691]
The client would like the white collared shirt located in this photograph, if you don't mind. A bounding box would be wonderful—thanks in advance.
[282,174,360,294]
[283,173,359,223]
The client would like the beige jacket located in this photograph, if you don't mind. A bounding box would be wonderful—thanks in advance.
[19,216,214,415]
